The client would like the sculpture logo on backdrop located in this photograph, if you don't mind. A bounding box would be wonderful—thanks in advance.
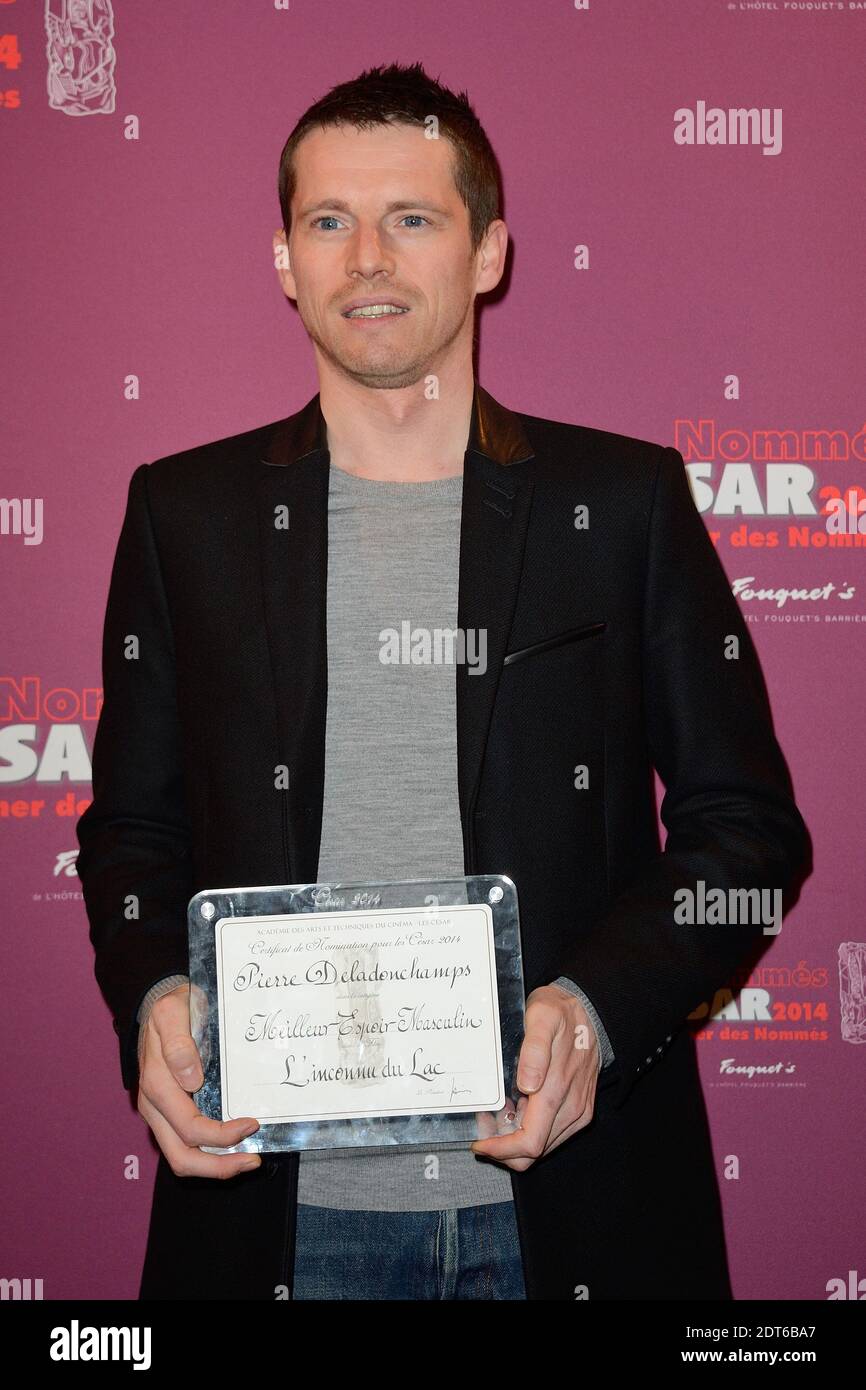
[839,943,866,1045]
[45,0,115,116]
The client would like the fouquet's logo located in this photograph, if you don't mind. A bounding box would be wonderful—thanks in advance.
[674,101,782,156]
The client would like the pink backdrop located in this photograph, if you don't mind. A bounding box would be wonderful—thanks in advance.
[2,1,864,1300]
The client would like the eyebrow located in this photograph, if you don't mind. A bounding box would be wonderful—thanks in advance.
[298,199,450,218]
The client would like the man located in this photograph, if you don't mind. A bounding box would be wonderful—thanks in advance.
[76,62,809,1301]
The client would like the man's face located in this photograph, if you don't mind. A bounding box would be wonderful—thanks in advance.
[274,122,506,390]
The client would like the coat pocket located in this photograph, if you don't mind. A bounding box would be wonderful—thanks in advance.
[502,619,606,667]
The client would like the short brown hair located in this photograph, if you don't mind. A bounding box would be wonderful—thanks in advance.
[277,61,503,255]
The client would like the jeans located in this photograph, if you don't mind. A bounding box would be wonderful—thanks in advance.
[292,1200,527,1300]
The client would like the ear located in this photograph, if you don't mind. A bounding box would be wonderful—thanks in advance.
[474,218,508,296]
[273,228,298,302]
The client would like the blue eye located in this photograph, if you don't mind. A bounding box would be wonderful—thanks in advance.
[310,215,430,231]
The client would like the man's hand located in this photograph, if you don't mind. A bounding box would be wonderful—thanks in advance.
[470,982,601,1172]
[137,983,262,1179]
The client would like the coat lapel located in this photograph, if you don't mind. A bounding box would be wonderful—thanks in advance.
[255,380,536,883]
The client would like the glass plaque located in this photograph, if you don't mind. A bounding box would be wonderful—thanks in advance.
[187,875,525,1155]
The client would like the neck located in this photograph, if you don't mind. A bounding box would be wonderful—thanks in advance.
[316,363,475,481]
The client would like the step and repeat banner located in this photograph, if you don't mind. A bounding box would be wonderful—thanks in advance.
[2,2,863,1301]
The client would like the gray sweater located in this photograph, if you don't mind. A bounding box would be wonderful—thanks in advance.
[137,460,613,1210]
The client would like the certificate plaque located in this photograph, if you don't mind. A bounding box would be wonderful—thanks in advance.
[187,875,525,1154]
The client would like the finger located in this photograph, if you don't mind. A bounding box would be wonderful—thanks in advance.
[474,1102,517,1140]
[140,1091,262,1180]
[516,1000,561,1093]
[141,1036,259,1150]
[472,1076,561,1164]
[474,1040,599,1167]
[152,997,205,1091]
[474,1108,499,1140]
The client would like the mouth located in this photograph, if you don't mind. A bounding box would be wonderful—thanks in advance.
[341,300,411,320]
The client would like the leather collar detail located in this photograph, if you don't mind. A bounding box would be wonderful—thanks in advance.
[260,379,534,469]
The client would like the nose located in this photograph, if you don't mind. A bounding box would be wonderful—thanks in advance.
[345,222,397,282]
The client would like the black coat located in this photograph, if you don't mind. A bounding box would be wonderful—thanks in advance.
[76,381,809,1300]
